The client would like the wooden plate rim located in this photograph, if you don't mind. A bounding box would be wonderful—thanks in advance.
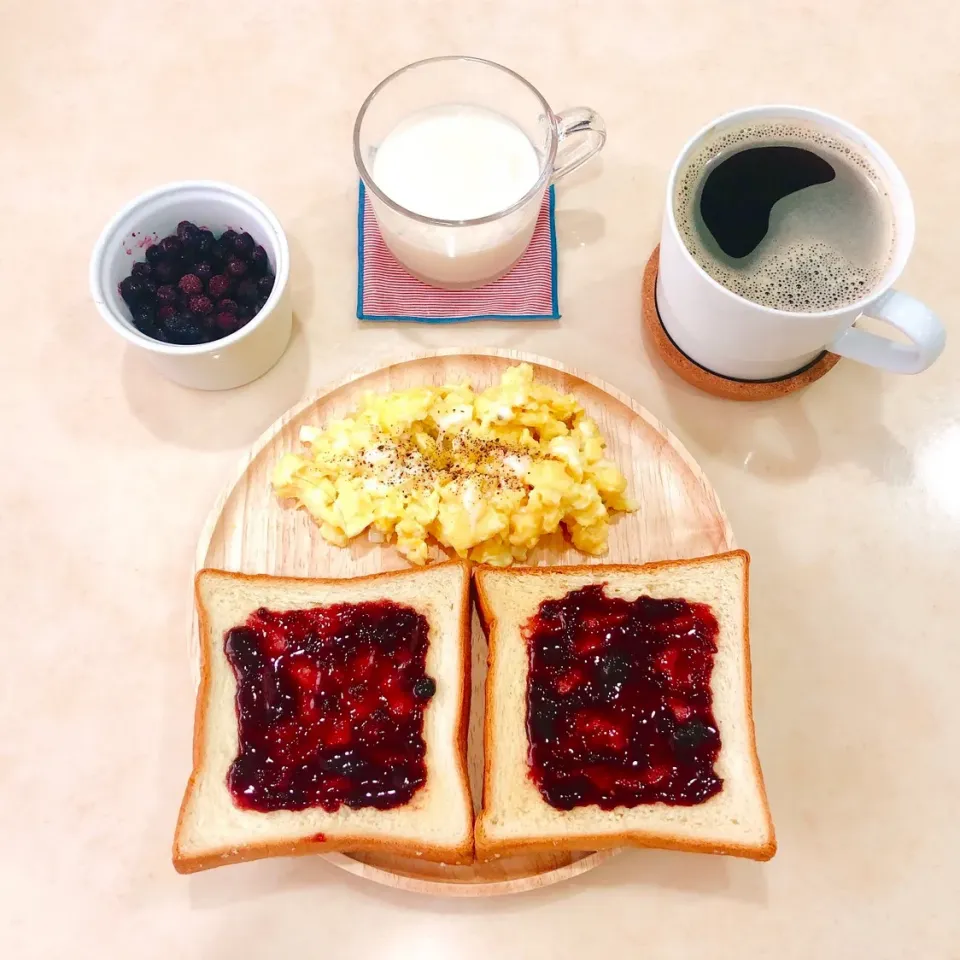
[320,848,622,897]
[191,347,735,897]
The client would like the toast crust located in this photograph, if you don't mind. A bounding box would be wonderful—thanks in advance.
[173,560,473,874]
[473,551,776,862]
[473,826,776,861]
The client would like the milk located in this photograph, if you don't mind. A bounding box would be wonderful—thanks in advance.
[369,104,543,288]
[373,104,540,220]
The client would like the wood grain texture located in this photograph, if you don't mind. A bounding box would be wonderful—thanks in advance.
[190,348,735,896]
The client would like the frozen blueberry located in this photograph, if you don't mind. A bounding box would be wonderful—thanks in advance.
[236,278,257,303]
[249,245,269,274]
[154,260,179,284]
[133,303,155,328]
[226,257,247,279]
[118,276,144,304]
[159,235,182,257]
[256,273,274,298]
[163,313,205,345]
[176,220,199,245]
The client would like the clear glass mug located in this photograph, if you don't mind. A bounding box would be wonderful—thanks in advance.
[353,56,606,289]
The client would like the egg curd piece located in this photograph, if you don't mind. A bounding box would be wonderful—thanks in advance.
[270,363,636,565]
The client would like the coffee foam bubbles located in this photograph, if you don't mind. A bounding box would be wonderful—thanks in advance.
[674,120,896,312]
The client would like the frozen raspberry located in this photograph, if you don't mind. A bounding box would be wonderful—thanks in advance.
[217,298,238,313]
[214,311,240,333]
[178,274,203,295]
[207,274,231,298]
[178,273,204,296]
[188,295,214,316]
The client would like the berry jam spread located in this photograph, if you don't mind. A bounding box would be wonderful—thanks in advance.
[224,600,435,813]
[525,584,723,810]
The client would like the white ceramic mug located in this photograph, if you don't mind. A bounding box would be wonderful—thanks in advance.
[90,181,292,391]
[657,105,946,381]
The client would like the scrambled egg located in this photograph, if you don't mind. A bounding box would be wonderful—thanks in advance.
[271,363,635,566]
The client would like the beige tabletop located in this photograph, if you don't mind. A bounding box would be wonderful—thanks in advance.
[3,1,959,957]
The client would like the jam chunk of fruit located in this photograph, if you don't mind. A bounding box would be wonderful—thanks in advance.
[224,599,436,813]
[525,584,723,811]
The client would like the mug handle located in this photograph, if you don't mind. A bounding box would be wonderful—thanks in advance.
[552,107,607,182]
[828,289,946,374]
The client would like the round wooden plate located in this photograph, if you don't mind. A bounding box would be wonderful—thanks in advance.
[191,348,735,896]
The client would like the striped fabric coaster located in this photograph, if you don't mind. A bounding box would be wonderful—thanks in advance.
[357,182,559,322]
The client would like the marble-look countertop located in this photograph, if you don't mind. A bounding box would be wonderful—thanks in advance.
[2,2,957,957]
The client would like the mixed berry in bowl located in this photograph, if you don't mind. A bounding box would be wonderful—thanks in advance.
[117,220,277,345]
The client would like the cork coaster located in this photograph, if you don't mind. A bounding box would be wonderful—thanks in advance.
[641,246,841,401]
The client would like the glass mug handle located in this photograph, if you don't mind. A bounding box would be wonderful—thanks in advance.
[551,107,607,182]
[828,290,946,374]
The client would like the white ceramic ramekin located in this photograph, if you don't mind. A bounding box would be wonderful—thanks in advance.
[90,180,292,390]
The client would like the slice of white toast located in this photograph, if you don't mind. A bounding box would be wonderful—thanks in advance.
[474,551,775,861]
[174,560,473,873]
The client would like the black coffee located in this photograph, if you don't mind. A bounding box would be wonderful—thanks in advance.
[674,120,896,312]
